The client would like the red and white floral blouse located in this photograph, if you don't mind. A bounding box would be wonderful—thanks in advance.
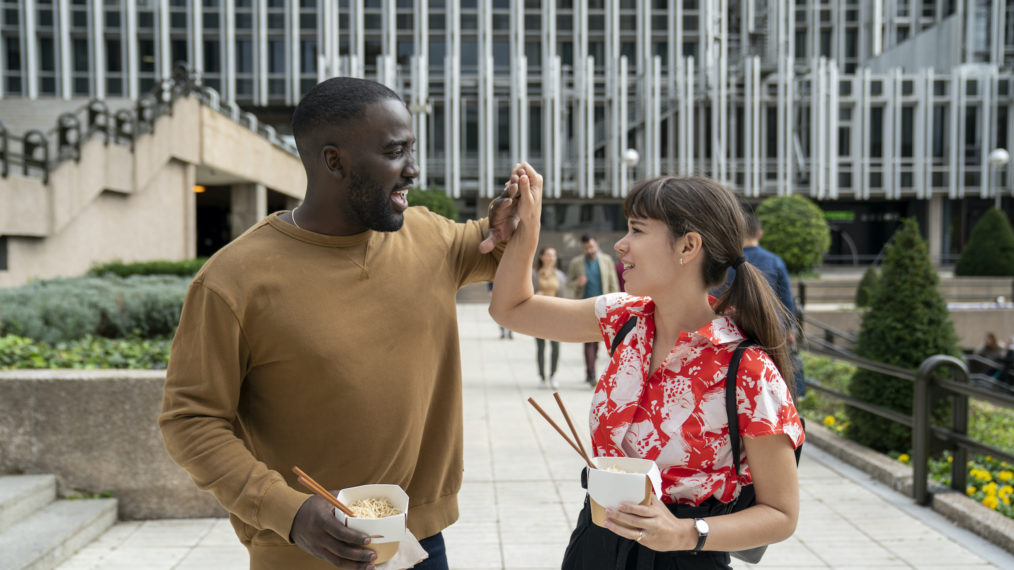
[590,293,805,506]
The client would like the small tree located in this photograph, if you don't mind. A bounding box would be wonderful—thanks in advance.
[755,195,831,274]
[845,218,961,453]
[954,208,1014,276]
[408,186,459,221]
[854,266,879,308]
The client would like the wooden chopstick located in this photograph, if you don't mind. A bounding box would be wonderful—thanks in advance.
[292,466,356,517]
[553,392,594,467]
[527,398,595,469]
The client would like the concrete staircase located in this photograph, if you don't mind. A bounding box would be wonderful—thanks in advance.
[0,474,116,570]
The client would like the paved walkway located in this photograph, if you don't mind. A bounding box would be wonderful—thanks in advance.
[58,304,1014,569]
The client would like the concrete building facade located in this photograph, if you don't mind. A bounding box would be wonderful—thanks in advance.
[1,0,1013,273]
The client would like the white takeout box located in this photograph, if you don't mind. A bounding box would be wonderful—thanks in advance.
[334,484,409,563]
[587,456,663,527]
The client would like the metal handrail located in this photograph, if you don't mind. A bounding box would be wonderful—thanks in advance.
[802,323,1014,506]
[2,64,296,184]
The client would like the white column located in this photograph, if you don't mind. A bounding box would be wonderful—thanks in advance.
[255,0,267,104]
[445,0,461,198]
[411,0,429,188]
[287,0,298,103]
[617,56,628,198]
[57,0,71,99]
[24,0,38,99]
[583,56,595,198]
[828,62,839,200]
[349,0,363,77]
[159,0,170,82]
[950,68,962,198]
[542,0,559,197]
[91,0,105,99]
[509,0,527,162]
[224,0,236,102]
[477,0,492,198]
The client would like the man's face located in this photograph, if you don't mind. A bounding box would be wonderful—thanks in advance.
[341,99,418,232]
[582,239,598,259]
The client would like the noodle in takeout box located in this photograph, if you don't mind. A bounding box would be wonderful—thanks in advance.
[334,484,409,564]
[527,394,662,528]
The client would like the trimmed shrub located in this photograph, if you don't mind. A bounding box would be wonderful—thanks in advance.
[845,218,961,453]
[408,186,459,221]
[88,258,208,278]
[954,208,1014,276]
[756,195,831,274]
[855,266,879,308]
[0,335,171,369]
[0,275,190,343]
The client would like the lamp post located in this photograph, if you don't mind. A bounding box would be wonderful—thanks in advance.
[622,148,640,195]
[990,148,1010,210]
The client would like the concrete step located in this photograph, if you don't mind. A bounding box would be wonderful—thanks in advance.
[0,498,117,570]
[0,475,56,534]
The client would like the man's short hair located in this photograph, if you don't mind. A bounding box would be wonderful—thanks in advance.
[290,77,402,157]
[742,207,762,239]
[580,234,595,244]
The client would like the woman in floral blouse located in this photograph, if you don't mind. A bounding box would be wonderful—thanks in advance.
[490,164,804,569]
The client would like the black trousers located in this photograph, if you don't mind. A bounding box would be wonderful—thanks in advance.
[561,497,733,570]
[536,338,560,379]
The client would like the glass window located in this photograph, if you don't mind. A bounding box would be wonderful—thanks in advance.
[106,39,121,71]
[204,40,220,71]
[269,40,285,72]
[300,40,317,73]
[870,107,883,157]
[236,39,253,73]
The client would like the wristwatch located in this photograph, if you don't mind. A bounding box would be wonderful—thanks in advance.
[692,518,710,552]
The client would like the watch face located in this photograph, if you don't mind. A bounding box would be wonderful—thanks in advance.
[695,519,710,534]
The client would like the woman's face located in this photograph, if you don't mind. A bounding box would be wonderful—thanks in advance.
[614,217,683,296]
[540,248,558,268]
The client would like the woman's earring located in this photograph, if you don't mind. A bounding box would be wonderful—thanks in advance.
[680,257,685,266]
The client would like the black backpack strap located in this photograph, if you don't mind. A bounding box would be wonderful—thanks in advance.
[726,339,757,476]
[609,316,637,356]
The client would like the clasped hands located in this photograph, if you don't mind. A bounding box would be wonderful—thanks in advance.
[478,162,543,254]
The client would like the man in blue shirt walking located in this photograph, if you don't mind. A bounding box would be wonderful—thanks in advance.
[722,209,805,395]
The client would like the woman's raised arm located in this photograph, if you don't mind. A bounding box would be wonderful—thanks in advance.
[488,163,601,343]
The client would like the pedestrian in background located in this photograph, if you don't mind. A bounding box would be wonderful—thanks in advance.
[533,246,567,388]
[566,234,620,387]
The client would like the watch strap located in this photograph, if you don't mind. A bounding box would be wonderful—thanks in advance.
[692,518,708,552]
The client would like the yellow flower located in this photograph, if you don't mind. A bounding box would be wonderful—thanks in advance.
[987,456,994,462]
[984,482,998,496]
[983,496,999,509]
[999,471,1013,482]
[823,416,835,427]
[968,486,977,495]
[947,456,953,463]
[1000,485,1013,498]
[897,454,910,464]
[1004,496,1011,507]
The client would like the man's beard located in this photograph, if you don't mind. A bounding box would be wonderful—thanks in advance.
[348,170,404,232]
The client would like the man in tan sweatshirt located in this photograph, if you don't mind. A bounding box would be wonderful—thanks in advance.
[159,77,519,570]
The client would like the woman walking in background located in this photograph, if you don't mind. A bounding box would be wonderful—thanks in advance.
[490,164,803,569]
[534,246,567,388]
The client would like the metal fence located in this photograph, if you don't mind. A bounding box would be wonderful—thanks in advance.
[801,316,1014,505]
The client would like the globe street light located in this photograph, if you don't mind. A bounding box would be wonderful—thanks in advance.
[990,148,1010,210]
[622,148,640,195]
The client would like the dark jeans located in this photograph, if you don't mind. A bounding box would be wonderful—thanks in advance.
[536,338,560,379]
[413,532,448,570]
[583,342,599,380]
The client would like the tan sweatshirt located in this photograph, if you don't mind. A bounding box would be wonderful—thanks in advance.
[159,208,498,568]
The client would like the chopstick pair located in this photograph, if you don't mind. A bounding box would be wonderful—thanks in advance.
[292,466,356,517]
[527,392,595,469]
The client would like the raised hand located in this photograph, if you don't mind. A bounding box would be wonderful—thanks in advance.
[479,163,534,253]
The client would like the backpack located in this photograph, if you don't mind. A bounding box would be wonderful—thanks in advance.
[609,317,803,564]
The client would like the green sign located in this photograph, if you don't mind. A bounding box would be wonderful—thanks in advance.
[824,210,856,222]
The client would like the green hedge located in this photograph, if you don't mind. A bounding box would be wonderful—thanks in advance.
[408,186,459,221]
[0,335,171,369]
[88,258,208,278]
[954,208,1014,276]
[755,195,831,274]
[845,218,960,452]
[0,275,190,343]
[854,266,879,308]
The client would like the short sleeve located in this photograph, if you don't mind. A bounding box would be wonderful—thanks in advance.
[594,293,645,349]
[735,348,805,449]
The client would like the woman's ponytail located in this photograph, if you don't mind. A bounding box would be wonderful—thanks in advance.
[714,263,795,397]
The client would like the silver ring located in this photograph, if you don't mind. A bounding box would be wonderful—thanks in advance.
[636,530,644,543]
